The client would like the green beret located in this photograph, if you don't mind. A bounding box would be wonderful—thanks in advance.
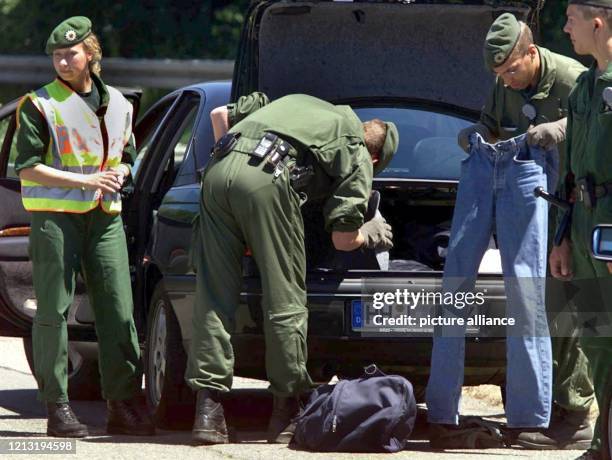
[483,13,522,70]
[45,16,92,54]
[569,0,612,8]
[373,122,399,176]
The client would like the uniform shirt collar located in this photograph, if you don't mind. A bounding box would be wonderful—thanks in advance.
[91,73,110,109]
[596,60,612,82]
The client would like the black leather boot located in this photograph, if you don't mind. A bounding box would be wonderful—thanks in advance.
[46,402,89,438]
[574,449,602,460]
[514,409,592,450]
[106,399,156,436]
[267,396,301,444]
[192,389,229,445]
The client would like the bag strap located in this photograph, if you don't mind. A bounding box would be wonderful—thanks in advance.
[362,363,386,378]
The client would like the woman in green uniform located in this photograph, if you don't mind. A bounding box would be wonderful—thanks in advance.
[14,16,154,438]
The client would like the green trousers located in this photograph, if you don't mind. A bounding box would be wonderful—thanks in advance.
[29,207,141,403]
[546,206,594,414]
[185,151,313,396]
[566,201,612,452]
[547,279,594,413]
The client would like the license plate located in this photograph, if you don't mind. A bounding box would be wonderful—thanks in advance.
[350,298,480,336]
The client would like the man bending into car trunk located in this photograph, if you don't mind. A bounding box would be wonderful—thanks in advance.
[185,91,398,445]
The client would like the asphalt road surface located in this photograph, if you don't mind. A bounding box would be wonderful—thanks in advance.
[0,337,587,459]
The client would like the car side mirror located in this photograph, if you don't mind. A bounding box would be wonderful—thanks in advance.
[591,224,612,261]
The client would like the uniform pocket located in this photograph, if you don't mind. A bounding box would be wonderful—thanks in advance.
[289,184,307,208]
[572,110,586,125]
[284,163,307,208]
[597,110,612,128]
[595,195,612,224]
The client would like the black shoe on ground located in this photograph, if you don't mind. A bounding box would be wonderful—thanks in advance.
[192,389,229,445]
[106,399,156,436]
[46,402,89,438]
[513,409,592,450]
[574,449,602,460]
[266,396,301,444]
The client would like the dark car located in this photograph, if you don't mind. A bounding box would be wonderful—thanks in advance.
[0,0,544,426]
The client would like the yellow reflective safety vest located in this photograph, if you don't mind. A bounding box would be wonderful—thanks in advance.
[20,78,133,214]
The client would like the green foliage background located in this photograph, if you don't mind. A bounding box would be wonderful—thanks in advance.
[0,0,249,58]
[0,1,577,60]
[539,0,579,60]
[0,0,592,105]
[0,0,250,105]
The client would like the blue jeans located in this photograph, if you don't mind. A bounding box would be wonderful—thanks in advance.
[426,133,555,428]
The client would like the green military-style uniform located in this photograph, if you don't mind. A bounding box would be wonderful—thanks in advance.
[481,46,585,153]
[480,46,595,416]
[185,92,378,396]
[15,70,142,404]
[559,60,612,453]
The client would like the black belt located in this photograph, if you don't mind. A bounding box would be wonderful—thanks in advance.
[211,132,313,190]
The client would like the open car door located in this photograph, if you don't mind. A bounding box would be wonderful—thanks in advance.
[0,99,33,336]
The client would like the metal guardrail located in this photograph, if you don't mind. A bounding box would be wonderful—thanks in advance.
[0,55,235,89]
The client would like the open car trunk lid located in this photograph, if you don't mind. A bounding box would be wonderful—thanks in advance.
[233,0,541,112]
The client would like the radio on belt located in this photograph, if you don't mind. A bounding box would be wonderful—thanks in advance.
[252,132,278,158]
[267,141,290,166]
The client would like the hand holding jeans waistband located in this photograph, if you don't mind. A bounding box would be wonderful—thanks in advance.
[360,218,393,251]
[457,123,493,153]
[526,118,567,150]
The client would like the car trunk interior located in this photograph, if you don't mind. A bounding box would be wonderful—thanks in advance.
[254,2,531,112]
[303,181,458,273]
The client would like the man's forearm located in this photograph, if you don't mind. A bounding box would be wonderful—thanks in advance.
[211,106,230,142]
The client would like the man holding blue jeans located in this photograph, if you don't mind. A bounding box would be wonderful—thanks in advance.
[427,13,592,449]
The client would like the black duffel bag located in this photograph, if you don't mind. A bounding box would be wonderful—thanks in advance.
[291,364,417,452]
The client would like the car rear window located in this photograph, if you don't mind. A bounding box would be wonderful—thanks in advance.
[353,107,472,181]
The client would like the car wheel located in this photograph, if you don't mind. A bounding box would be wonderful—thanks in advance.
[145,282,194,429]
[22,337,102,400]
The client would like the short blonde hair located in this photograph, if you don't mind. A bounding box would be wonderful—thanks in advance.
[363,119,387,155]
[82,33,102,76]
